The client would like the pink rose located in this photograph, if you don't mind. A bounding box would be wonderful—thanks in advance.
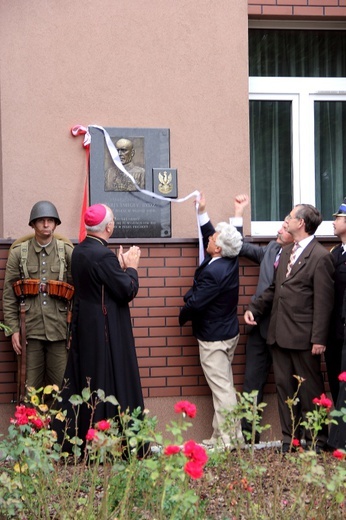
[96,420,111,431]
[85,428,98,441]
[338,372,346,382]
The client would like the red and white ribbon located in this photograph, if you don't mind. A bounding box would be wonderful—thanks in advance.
[72,124,204,263]
[71,125,91,148]
[91,125,200,204]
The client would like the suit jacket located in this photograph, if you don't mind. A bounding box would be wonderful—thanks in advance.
[249,238,334,350]
[240,239,281,338]
[240,240,281,299]
[328,244,346,341]
[179,220,239,341]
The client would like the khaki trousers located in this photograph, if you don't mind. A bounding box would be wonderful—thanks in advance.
[198,335,243,444]
[26,339,68,391]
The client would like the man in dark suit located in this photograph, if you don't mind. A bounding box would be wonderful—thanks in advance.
[244,204,334,453]
[179,193,243,449]
[231,194,293,442]
[328,290,346,451]
[326,197,346,405]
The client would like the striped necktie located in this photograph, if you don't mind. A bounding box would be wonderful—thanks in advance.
[274,248,282,270]
[286,242,299,278]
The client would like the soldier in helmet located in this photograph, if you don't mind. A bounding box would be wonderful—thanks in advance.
[2,201,73,399]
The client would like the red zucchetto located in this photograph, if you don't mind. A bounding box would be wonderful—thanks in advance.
[84,204,107,226]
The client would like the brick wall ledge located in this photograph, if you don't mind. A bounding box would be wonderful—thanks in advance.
[0,237,199,246]
[0,236,339,246]
[249,15,346,21]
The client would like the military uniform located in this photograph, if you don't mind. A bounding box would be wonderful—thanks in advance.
[326,199,346,404]
[3,236,73,390]
[104,162,145,192]
[328,198,346,449]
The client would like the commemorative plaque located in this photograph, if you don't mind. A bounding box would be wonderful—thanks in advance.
[89,127,171,238]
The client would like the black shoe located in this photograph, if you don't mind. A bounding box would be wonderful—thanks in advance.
[242,431,260,444]
[276,443,298,454]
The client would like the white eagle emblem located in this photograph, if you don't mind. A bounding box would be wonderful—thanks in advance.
[158,171,173,195]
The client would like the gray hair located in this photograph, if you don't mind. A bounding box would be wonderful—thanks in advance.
[85,205,114,233]
[215,222,243,258]
[294,204,322,235]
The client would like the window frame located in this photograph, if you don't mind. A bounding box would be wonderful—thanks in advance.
[249,68,346,237]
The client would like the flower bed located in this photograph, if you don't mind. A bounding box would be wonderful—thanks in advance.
[0,382,345,519]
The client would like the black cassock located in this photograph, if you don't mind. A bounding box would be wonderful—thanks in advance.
[59,235,145,445]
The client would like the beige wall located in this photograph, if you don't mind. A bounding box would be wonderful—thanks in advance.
[0,0,250,240]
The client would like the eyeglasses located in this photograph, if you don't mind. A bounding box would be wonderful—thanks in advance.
[285,214,301,221]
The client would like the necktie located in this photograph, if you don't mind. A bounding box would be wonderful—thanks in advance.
[274,249,282,270]
[286,242,299,278]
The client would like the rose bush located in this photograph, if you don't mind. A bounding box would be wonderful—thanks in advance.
[0,379,345,519]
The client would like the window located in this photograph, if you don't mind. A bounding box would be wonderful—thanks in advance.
[249,28,346,236]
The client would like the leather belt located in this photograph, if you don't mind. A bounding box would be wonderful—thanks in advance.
[13,279,74,301]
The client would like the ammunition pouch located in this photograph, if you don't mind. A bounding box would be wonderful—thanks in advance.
[13,279,74,301]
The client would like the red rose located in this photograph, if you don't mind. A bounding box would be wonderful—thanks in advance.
[333,449,346,460]
[164,445,181,456]
[14,413,29,426]
[174,400,197,418]
[312,393,332,410]
[31,417,45,430]
[12,405,38,425]
[183,440,208,466]
[184,461,204,479]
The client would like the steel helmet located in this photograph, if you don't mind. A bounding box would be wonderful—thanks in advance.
[28,201,61,226]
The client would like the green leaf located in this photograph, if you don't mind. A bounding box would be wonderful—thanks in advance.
[105,395,119,406]
[97,389,105,400]
[69,394,83,406]
[82,387,91,401]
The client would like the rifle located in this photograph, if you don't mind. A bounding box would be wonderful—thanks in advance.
[17,296,27,403]
[66,300,73,350]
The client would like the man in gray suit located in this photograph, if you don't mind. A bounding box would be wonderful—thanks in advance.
[231,195,293,442]
[244,204,334,453]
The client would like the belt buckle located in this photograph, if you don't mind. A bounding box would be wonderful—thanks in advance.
[39,282,48,294]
